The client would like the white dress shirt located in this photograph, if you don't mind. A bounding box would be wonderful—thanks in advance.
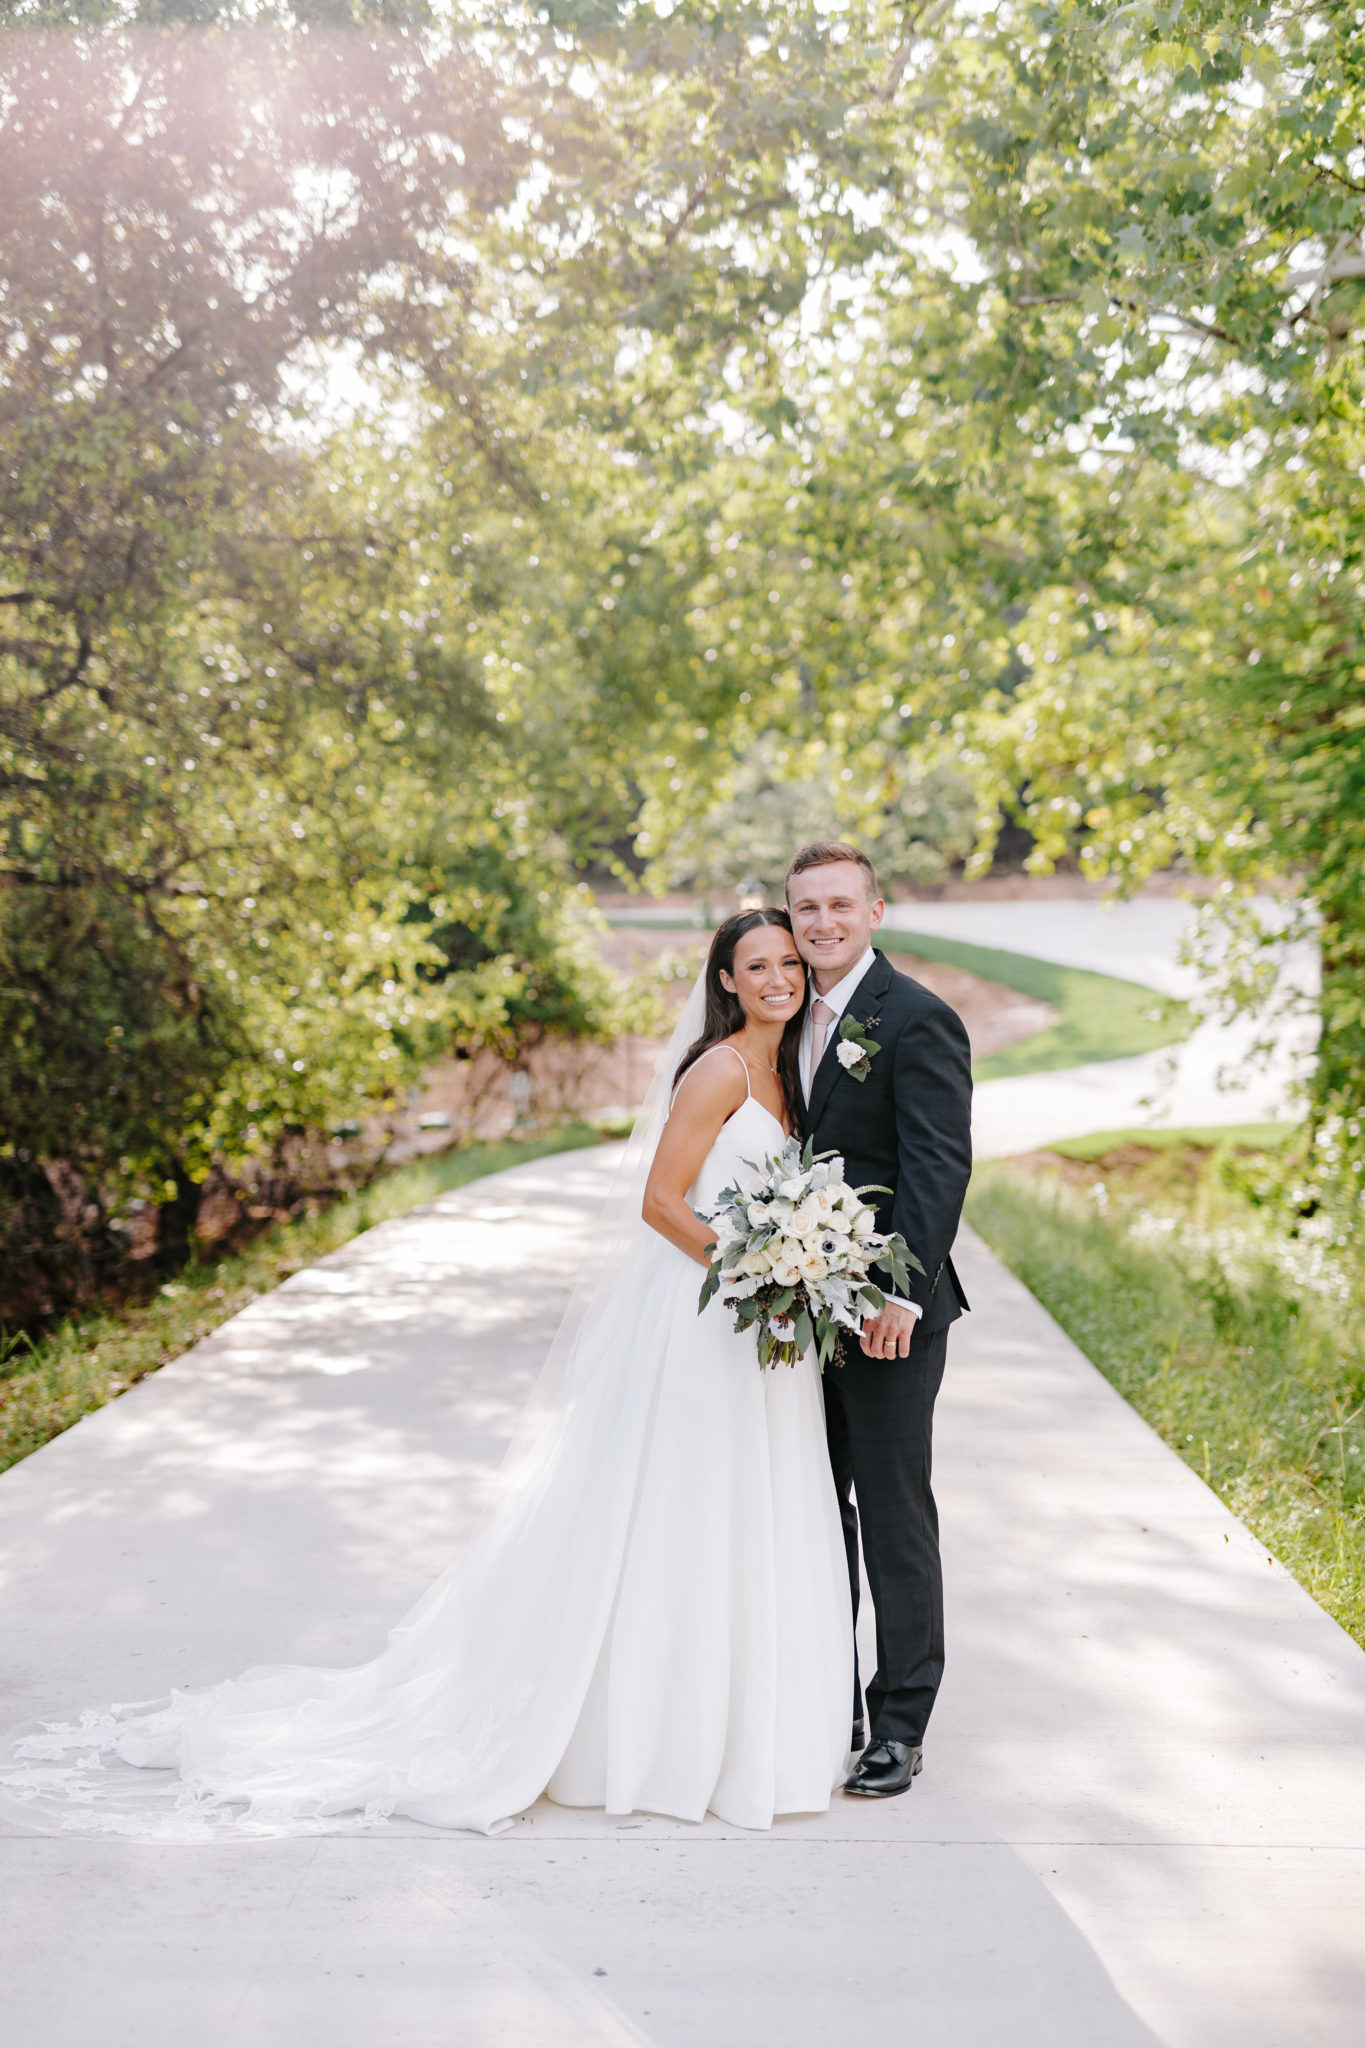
[800,943,920,1322]
[799,944,877,1100]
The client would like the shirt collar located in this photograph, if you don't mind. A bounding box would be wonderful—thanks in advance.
[811,944,877,1022]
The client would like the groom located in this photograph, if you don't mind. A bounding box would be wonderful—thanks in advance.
[786,841,972,1797]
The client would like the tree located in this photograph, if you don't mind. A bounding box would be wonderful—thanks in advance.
[8,0,1365,1323]
[661,734,975,901]
[508,0,1364,1183]
[0,19,634,1316]
[865,0,1365,1176]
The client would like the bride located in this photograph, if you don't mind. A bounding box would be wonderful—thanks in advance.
[1,908,854,1839]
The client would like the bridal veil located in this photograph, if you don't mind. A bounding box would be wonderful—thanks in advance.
[0,971,712,1840]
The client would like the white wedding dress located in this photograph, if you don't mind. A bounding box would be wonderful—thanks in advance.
[0,1040,853,1840]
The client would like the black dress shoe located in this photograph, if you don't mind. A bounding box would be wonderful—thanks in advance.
[850,1717,867,1752]
[843,1739,923,1798]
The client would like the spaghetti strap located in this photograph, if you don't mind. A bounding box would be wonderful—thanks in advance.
[670,1042,751,1111]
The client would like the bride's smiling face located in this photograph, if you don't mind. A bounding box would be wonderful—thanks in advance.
[720,926,806,1027]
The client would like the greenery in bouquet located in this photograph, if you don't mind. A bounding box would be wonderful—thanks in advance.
[697,1136,924,1369]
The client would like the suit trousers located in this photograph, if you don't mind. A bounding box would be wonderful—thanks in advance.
[824,1321,950,1746]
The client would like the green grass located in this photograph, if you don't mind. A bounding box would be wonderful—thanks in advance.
[604,913,1192,1079]
[1048,1121,1298,1160]
[885,930,1191,1079]
[0,1125,602,1476]
[966,1144,1365,1649]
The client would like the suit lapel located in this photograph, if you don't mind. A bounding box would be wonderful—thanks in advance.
[806,950,895,1128]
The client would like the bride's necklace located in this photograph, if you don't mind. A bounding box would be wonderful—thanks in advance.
[737,1039,779,1075]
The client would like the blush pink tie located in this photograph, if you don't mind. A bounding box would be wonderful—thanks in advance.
[810,997,834,1075]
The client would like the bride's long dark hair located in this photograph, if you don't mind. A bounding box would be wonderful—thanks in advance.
[673,908,807,1133]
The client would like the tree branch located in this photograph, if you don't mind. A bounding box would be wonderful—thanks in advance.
[1014,290,1235,345]
[0,635,56,662]
[0,865,90,888]
[0,862,203,897]
[1312,159,1365,197]
[878,38,918,102]
[1283,236,1365,320]
[139,332,198,391]
[1130,302,1234,344]
[876,0,954,100]
[39,630,94,704]
[660,160,724,253]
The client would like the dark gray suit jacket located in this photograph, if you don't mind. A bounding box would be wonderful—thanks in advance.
[804,949,972,1335]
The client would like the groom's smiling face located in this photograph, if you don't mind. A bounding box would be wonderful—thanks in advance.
[786,859,885,993]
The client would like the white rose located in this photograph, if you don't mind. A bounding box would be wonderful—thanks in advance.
[813,1188,836,1222]
[835,1039,864,1071]
[799,1251,829,1283]
[778,1176,807,1201]
[850,1207,877,1239]
[746,1201,771,1224]
[788,1200,823,1239]
[742,1247,773,1277]
[769,1255,803,1287]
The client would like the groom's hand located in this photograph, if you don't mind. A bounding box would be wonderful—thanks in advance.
[860,1301,918,1360]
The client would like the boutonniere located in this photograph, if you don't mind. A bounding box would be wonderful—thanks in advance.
[834,1012,882,1082]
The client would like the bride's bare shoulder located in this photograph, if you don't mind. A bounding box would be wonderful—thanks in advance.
[668,1043,748,1124]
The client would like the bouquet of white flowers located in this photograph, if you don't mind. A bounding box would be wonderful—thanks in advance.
[697,1134,925,1369]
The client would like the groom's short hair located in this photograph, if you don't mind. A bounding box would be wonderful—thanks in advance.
[785,841,879,900]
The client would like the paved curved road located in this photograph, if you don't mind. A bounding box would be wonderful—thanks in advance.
[2,1146,1362,2046]
[880,897,1316,1156]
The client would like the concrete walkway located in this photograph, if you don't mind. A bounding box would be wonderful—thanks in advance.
[879,898,1317,1157]
[3,1147,1363,2046]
